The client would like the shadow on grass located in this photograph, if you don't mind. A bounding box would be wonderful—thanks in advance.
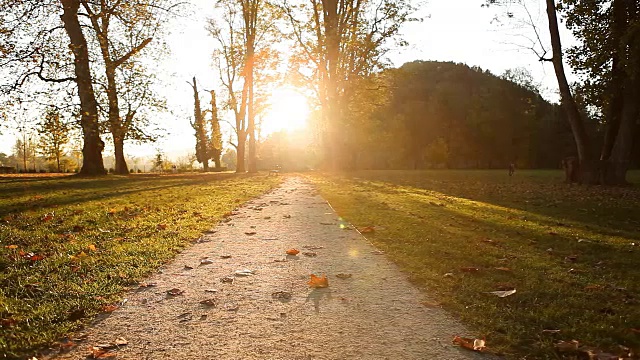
[0,173,253,218]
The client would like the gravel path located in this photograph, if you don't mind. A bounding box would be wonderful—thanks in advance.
[48,176,489,360]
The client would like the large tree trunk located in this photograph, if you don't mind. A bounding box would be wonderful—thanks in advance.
[113,135,128,175]
[60,0,106,175]
[546,0,594,183]
[236,132,247,173]
[322,0,340,171]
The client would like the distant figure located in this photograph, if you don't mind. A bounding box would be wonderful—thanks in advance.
[172,164,177,174]
[508,163,515,176]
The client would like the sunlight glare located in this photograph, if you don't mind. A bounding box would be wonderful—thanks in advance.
[261,88,309,136]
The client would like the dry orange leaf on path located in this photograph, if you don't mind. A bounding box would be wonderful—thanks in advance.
[286,249,300,255]
[102,305,118,313]
[452,336,486,351]
[167,288,184,296]
[308,274,329,288]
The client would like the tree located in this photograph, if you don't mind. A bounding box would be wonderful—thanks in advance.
[563,0,640,184]
[37,107,70,172]
[190,77,211,171]
[209,0,278,173]
[60,0,107,175]
[208,90,224,169]
[485,0,640,184]
[79,0,176,175]
[281,0,417,169]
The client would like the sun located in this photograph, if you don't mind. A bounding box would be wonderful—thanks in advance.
[261,87,309,136]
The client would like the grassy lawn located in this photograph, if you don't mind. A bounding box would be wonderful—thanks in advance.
[0,173,281,358]
[310,170,640,359]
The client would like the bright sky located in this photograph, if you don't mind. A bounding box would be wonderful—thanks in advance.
[0,0,575,160]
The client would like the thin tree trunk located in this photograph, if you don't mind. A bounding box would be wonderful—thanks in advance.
[247,41,257,173]
[546,0,593,182]
[60,0,105,175]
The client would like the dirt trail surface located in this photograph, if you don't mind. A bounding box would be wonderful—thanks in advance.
[48,176,488,360]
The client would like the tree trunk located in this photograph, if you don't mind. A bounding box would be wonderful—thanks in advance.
[236,132,247,173]
[203,159,210,172]
[322,0,340,171]
[60,0,106,175]
[113,135,129,175]
[214,158,221,169]
[546,0,594,182]
[247,41,257,173]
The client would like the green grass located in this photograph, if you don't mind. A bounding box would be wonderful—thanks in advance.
[0,173,282,358]
[309,170,640,359]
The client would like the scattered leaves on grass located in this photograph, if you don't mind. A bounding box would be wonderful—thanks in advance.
[166,288,184,296]
[199,299,217,307]
[487,289,516,297]
[22,253,45,262]
[452,336,486,351]
[335,273,352,279]
[308,274,329,288]
[286,249,300,256]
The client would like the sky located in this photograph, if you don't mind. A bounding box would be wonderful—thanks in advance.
[0,0,577,161]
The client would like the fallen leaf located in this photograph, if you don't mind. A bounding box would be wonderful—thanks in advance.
[420,301,441,308]
[554,340,579,352]
[107,209,117,215]
[452,336,486,351]
[28,254,45,262]
[584,284,604,291]
[199,299,217,307]
[204,289,218,293]
[302,252,317,257]
[102,305,118,313]
[200,259,214,265]
[272,291,292,300]
[220,277,234,284]
[494,267,512,272]
[220,255,232,259]
[42,214,54,222]
[308,274,329,288]
[166,288,184,296]
[359,226,375,234]
[156,224,167,230]
[114,337,127,346]
[286,249,300,255]
[87,244,97,252]
[245,231,257,236]
[90,346,115,359]
[460,267,480,272]
[487,289,516,297]
[234,269,254,276]
[5,245,18,249]
[335,273,352,279]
